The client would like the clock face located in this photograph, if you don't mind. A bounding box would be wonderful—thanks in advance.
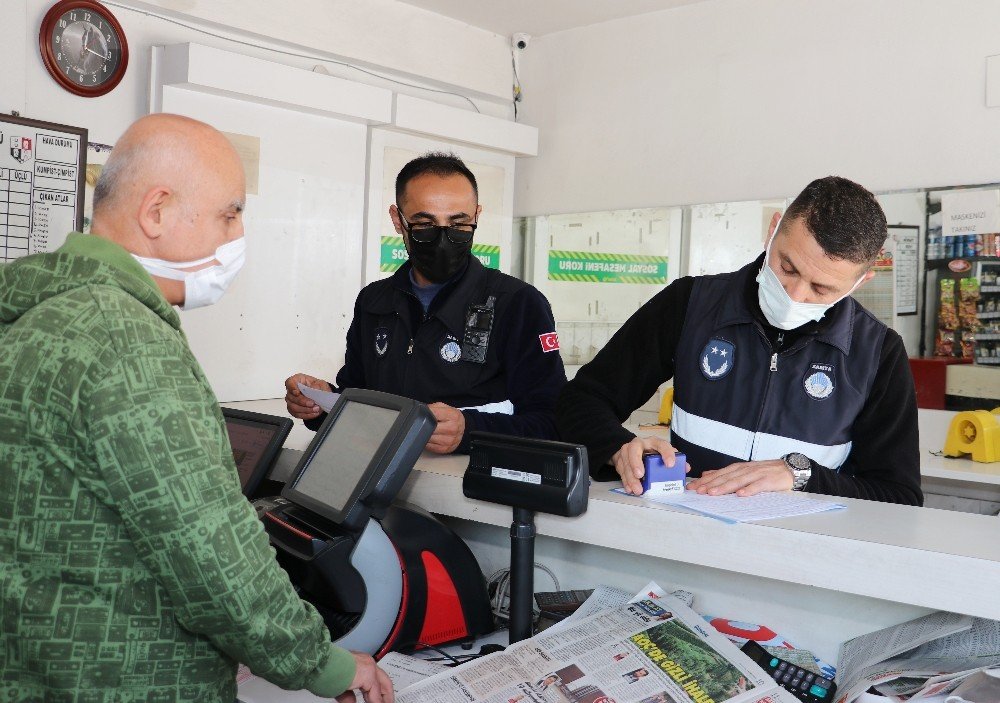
[39,1,128,97]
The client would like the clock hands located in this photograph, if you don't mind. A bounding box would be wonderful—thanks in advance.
[80,24,94,59]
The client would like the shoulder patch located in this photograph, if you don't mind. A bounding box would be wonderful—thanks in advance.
[700,338,734,380]
[803,363,835,400]
[374,327,390,357]
[539,332,560,353]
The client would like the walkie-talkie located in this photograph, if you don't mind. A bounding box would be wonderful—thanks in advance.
[461,295,495,364]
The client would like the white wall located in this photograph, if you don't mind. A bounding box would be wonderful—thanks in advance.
[515,0,1000,217]
[3,0,511,146]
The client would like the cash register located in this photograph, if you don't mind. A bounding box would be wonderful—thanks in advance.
[251,389,493,657]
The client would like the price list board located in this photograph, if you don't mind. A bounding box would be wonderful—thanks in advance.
[0,115,86,263]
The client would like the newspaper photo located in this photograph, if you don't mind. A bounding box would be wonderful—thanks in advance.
[396,592,783,703]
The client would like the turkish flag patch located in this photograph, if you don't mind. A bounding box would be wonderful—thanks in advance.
[539,332,560,353]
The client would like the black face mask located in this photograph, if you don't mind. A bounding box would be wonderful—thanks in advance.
[406,236,472,283]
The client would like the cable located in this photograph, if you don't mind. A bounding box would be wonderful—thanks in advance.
[396,641,486,666]
[102,1,482,113]
[510,49,523,122]
[487,564,560,625]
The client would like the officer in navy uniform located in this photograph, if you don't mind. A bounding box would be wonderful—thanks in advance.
[285,153,566,454]
[557,177,922,505]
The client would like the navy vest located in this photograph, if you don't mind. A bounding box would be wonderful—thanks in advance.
[671,260,886,476]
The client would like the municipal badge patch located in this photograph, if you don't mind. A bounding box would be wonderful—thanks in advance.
[440,336,462,363]
[374,327,390,357]
[803,363,835,400]
[700,339,734,380]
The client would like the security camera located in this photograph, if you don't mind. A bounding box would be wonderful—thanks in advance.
[512,33,531,50]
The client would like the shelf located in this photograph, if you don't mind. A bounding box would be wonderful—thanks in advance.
[976,357,1000,365]
[925,256,1000,270]
[983,286,1000,294]
[978,311,1000,319]
[977,334,1000,341]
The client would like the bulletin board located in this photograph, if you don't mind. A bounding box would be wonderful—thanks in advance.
[0,114,86,262]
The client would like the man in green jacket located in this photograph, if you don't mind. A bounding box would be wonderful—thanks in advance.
[0,114,392,702]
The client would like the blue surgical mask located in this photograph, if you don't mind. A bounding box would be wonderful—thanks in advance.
[755,219,864,330]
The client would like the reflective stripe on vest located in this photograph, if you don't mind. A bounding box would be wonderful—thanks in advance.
[672,403,852,470]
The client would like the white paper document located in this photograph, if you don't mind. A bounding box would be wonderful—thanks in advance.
[616,488,846,523]
[296,382,340,412]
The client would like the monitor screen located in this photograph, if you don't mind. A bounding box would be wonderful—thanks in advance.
[292,401,401,513]
[222,408,293,497]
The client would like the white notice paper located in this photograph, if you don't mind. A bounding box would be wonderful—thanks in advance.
[615,488,846,523]
[296,383,340,412]
[941,189,1000,237]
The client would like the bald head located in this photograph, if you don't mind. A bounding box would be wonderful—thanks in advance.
[93,114,242,219]
[91,114,247,305]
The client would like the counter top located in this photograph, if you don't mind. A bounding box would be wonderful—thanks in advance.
[227,398,1000,621]
[399,452,1000,622]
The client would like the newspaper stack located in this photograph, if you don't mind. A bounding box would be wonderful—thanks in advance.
[395,588,799,703]
[836,612,1000,703]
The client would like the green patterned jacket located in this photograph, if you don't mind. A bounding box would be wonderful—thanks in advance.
[0,233,355,702]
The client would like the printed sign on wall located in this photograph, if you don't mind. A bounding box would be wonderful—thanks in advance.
[941,189,1000,237]
[548,250,668,284]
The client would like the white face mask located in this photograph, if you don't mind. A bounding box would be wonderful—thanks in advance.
[133,237,246,310]
[755,221,864,330]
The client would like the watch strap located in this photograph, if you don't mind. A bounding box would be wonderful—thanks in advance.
[782,453,813,491]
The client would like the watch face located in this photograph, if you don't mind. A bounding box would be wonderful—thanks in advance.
[40,2,128,96]
[786,452,811,471]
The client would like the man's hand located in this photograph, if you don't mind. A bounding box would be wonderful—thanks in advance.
[283,373,331,420]
[335,651,395,703]
[685,459,793,497]
[610,436,686,495]
[426,403,465,454]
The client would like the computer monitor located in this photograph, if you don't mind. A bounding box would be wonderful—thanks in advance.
[282,388,436,531]
[221,407,293,497]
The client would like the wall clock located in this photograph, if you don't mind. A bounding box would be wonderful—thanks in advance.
[39,0,129,97]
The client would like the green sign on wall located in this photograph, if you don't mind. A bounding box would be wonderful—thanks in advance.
[548,250,668,284]
[380,236,500,272]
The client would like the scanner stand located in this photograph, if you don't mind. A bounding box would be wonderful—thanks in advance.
[464,432,590,645]
[509,507,537,643]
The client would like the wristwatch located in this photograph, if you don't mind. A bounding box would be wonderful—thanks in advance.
[781,452,813,491]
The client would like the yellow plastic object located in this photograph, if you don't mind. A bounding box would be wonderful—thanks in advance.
[658,387,675,426]
[942,407,1000,463]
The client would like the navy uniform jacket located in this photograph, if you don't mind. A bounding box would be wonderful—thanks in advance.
[557,255,922,505]
[308,258,567,451]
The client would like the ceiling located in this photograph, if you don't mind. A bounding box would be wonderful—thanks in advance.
[397,0,715,38]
